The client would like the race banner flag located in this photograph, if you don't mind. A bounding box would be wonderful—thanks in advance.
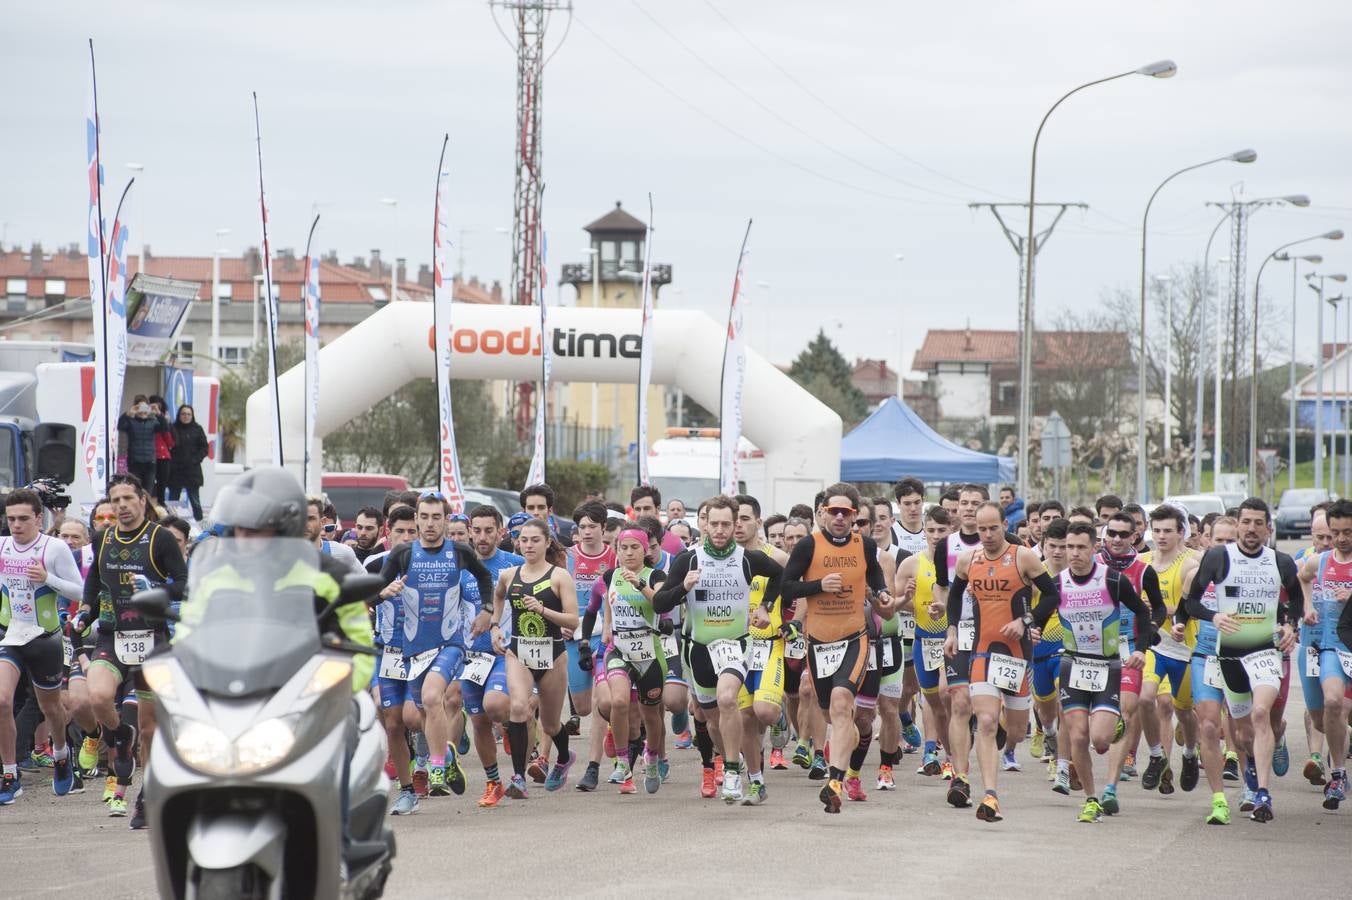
[524,226,550,488]
[103,181,133,477]
[719,220,753,497]
[83,39,112,496]
[302,214,321,493]
[636,193,655,486]
[253,92,283,466]
[432,135,466,513]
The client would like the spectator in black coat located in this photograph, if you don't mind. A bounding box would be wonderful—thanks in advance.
[167,404,210,521]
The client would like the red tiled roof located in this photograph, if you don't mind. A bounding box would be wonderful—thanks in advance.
[912,329,1129,371]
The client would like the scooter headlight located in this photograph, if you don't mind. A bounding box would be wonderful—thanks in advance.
[172,716,297,775]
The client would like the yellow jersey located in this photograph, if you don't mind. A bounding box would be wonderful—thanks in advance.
[913,552,947,633]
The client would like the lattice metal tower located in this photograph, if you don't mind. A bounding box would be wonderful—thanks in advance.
[491,0,571,438]
[1227,204,1250,465]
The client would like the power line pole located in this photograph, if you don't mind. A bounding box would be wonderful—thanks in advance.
[491,0,571,440]
[971,201,1086,496]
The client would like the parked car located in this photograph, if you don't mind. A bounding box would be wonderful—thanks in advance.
[1215,491,1246,512]
[1161,494,1227,518]
[322,472,409,529]
[1273,488,1331,539]
[462,485,521,520]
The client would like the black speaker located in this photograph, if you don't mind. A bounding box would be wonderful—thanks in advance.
[33,423,76,484]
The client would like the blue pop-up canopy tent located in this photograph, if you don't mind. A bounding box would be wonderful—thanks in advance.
[841,397,1016,484]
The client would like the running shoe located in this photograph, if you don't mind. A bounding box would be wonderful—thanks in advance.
[1112,717,1125,744]
[722,772,744,804]
[700,767,717,799]
[29,745,55,767]
[946,774,972,808]
[102,776,116,803]
[608,762,626,784]
[807,753,828,781]
[975,793,1002,822]
[79,736,100,773]
[545,750,576,791]
[644,754,661,794]
[1158,764,1175,795]
[1078,797,1102,823]
[1069,764,1082,793]
[69,769,84,795]
[1180,753,1200,792]
[713,754,725,785]
[1222,752,1240,782]
[673,730,693,750]
[0,773,21,805]
[619,774,636,795]
[1304,754,1328,786]
[107,795,128,817]
[844,775,867,802]
[1323,770,1346,810]
[1030,731,1045,761]
[456,714,472,755]
[505,774,529,800]
[921,749,942,776]
[1122,752,1137,778]
[416,768,433,798]
[1206,792,1231,825]
[389,787,418,816]
[604,728,616,760]
[902,721,923,751]
[940,759,955,781]
[1101,786,1119,815]
[52,755,74,797]
[1142,754,1167,791]
[447,755,467,796]
[792,742,812,770]
[478,780,505,808]
[1272,737,1290,778]
[576,763,600,793]
[1052,768,1071,795]
[1239,788,1256,812]
[1250,788,1274,823]
[527,755,548,784]
[1001,749,1021,772]
[130,793,147,830]
[658,757,670,783]
[1047,758,1057,782]
[741,780,767,806]
[820,778,843,814]
[769,748,788,770]
[1243,757,1258,793]
[876,765,896,791]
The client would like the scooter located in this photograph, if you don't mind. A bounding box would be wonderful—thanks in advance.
[133,537,395,900]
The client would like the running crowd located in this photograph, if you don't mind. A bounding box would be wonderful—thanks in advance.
[2,474,1350,828]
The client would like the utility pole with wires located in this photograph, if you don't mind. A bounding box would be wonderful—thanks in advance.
[970,201,1086,495]
[490,0,572,441]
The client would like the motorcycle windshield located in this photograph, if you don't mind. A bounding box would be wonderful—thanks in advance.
[174,537,324,697]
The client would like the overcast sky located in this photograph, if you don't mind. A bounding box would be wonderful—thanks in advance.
[5,0,1352,373]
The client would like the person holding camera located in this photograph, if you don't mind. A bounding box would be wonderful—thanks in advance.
[117,396,168,493]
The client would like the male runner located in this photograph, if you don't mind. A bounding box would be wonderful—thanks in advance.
[891,478,929,556]
[1031,518,1069,786]
[945,501,1058,822]
[307,496,362,575]
[1179,498,1302,822]
[898,506,954,779]
[0,488,84,803]
[781,484,895,813]
[564,501,616,792]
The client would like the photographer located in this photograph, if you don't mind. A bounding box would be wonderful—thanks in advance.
[117,395,168,492]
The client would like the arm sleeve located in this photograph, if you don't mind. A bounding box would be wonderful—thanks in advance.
[581,572,611,640]
[1028,571,1057,624]
[651,551,693,615]
[1140,568,1166,628]
[747,551,784,611]
[778,536,822,602]
[1113,572,1153,650]
[152,528,188,602]
[459,545,494,608]
[43,540,85,602]
[1183,548,1228,623]
[934,539,951,588]
[1278,554,1304,625]
[862,537,886,593]
[378,546,409,586]
[81,535,103,616]
[945,574,969,628]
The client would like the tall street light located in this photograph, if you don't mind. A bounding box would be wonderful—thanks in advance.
[1136,148,1256,502]
[1274,251,1323,489]
[1018,58,1176,498]
[1153,274,1175,495]
[379,197,398,302]
[1307,272,1347,489]
[1250,229,1344,491]
[1328,294,1344,492]
[1195,194,1310,490]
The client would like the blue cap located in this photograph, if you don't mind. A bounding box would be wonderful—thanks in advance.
[507,512,531,534]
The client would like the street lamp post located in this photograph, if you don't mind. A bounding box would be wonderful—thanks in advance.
[1018,59,1176,498]
[1330,296,1343,492]
[1137,149,1256,502]
[210,227,231,379]
[1250,230,1343,492]
[1154,275,1175,495]
[1274,252,1323,489]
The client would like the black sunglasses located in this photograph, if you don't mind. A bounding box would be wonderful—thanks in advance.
[1104,528,1133,539]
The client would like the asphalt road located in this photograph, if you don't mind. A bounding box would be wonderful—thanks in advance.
[4,541,1345,899]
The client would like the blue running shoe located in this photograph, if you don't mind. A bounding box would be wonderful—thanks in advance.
[544,750,576,791]
[1243,758,1258,793]
[0,773,21,804]
[52,755,74,797]
[902,721,923,751]
[1272,737,1290,778]
[1251,788,1273,822]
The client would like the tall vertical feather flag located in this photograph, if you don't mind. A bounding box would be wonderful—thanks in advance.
[636,194,655,486]
[524,224,550,488]
[302,214,321,493]
[103,180,133,477]
[253,92,283,467]
[720,221,753,497]
[83,39,114,496]
[432,135,466,513]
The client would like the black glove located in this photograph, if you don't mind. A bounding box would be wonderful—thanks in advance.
[779,621,801,643]
[658,618,675,636]
[577,641,594,672]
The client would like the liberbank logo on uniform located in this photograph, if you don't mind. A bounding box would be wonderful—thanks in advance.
[429,325,642,358]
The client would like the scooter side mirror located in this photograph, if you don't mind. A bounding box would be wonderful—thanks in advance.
[130,587,178,623]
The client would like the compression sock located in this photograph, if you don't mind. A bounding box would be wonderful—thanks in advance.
[506,721,529,777]
[484,763,500,783]
[924,740,938,754]
[429,754,445,769]
[850,729,874,773]
[553,728,570,761]
[671,709,689,734]
[694,720,715,769]
[829,766,845,782]
[900,710,914,728]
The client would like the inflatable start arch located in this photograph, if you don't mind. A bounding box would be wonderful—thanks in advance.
[245,302,841,512]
